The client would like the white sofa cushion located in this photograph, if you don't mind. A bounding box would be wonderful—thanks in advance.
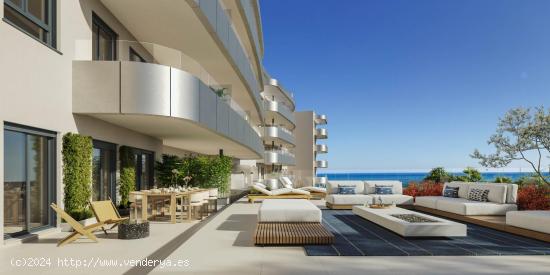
[327,181,364,194]
[436,198,517,215]
[258,199,321,222]
[506,211,550,234]
[371,194,414,205]
[414,196,440,209]
[364,181,403,195]
[444,182,471,199]
[469,183,507,204]
[326,194,373,205]
[505,183,518,203]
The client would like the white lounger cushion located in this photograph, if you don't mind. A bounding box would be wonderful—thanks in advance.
[371,194,414,205]
[414,196,440,209]
[252,184,272,196]
[506,211,550,234]
[279,176,293,188]
[299,186,327,193]
[258,199,321,222]
[436,198,517,215]
[270,188,310,196]
[364,181,403,195]
[326,194,373,205]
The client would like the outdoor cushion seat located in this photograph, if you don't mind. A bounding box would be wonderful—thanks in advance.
[371,194,414,205]
[506,211,550,234]
[414,196,440,209]
[258,199,321,222]
[364,180,403,195]
[325,194,373,205]
[326,181,364,194]
[299,186,327,193]
[436,197,517,216]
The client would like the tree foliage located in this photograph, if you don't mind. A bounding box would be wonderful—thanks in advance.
[454,167,483,182]
[471,107,550,185]
[62,133,93,220]
[424,167,453,183]
[119,146,136,208]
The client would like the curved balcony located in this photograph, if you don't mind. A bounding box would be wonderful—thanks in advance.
[72,60,263,159]
[265,100,296,130]
[262,77,295,111]
[315,144,328,154]
[315,128,328,139]
[315,160,328,168]
[263,126,295,147]
[99,0,264,123]
[264,150,296,166]
[315,114,328,125]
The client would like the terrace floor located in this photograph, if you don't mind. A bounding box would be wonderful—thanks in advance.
[1,199,550,275]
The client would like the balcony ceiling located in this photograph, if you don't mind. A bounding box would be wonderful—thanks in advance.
[94,114,260,159]
[99,0,262,124]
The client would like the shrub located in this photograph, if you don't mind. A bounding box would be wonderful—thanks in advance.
[494,176,512,183]
[155,154,233,195]
[403,181,443,198]
[119,146,136,208]
[62,133,93,220]
[517,184,550,210]
[424,167,453,183]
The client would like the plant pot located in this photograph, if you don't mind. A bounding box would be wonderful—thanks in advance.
[60,217,97,232]
[118,221,150,239]
[117,207,130,217]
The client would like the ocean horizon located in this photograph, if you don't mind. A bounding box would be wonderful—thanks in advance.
[317,172,547,186]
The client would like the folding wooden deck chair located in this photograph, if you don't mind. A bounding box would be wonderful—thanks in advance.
[50,203,106,247]
[90,199,129,235]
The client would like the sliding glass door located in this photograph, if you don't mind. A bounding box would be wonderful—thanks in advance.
[92,140,116,202]
[134,149,154,190]
[4,124,55,238]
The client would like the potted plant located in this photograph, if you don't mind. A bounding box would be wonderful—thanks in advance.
[61,133,96,231]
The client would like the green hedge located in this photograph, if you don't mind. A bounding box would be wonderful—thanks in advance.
[156,154,233,195]
[62,133,93,220]
[119,146,136,208]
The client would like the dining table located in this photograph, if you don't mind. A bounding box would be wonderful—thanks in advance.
[132,189,208,224]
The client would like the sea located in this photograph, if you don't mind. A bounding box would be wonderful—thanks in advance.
[316,172,546,187]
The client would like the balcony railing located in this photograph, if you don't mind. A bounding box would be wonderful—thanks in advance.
[264,99,295,128]
[315,128,328,139]
[195,0,263,116]
[75,40,252,123]
[264,150,296,166]
[263,126,295,146]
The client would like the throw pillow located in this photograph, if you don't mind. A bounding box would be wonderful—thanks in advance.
[338,185,356,194]
[443,186,459,198]
[468,188,489,202]
[375,185,393,195]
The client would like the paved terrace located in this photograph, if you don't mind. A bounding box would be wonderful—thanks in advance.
[1,199,549,275]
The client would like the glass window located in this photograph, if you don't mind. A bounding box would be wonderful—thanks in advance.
[92,13,117,61]
[3,0,56,47]
[4,125,55,238]
[129,47,146,62]
[92,141,116,202]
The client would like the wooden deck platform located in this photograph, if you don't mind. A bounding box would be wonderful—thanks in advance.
[254,222,334,245]
[414,206,550,243]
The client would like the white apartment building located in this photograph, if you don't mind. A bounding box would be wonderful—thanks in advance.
[0,0,325,243]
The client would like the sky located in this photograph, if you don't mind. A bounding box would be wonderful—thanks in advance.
[260,0,550,172]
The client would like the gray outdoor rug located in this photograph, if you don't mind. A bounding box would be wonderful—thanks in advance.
[304,210,550,256]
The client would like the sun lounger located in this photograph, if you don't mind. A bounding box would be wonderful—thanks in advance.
[90,199,129,235]
[50,203,106,246]
[248,184,311,203]
[280,176,327,199]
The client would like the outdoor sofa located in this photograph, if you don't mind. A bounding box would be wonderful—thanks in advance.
[506,210,550,234]
[325,180,413,209]
[415,181,518,216]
